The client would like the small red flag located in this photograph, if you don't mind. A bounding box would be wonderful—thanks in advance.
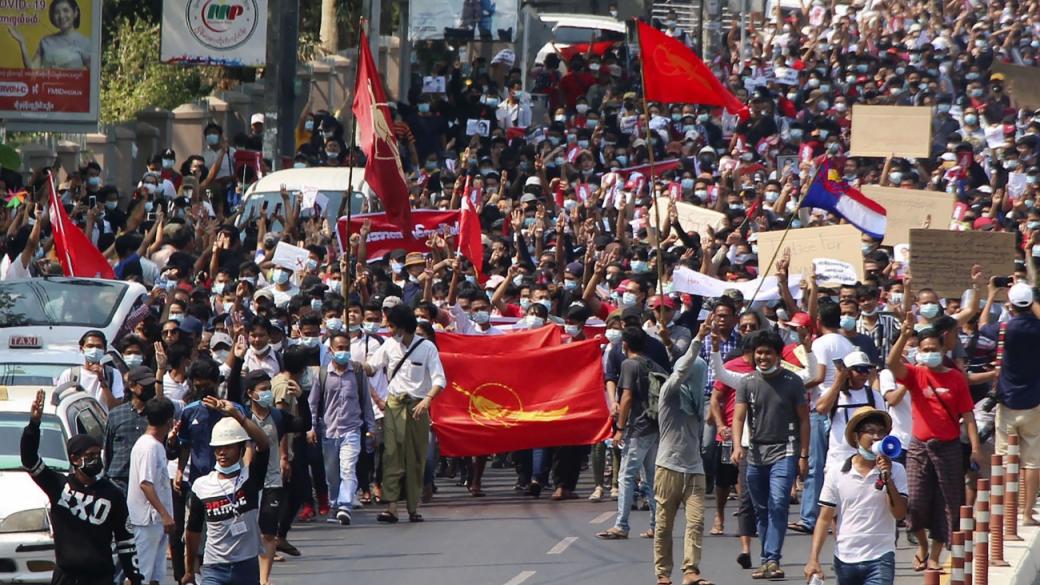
[436,326,562,354]
[458,187,486,285]
[352,29,412,232]
[46,173,114,279]
[432,340,612,456]
[636,20,745,115]
[556,40,618,62]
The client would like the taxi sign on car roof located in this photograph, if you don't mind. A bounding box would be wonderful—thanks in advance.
[9,336,41,349]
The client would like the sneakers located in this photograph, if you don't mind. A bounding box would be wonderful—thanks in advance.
[317,494,331,517]
[296,502,315,523]
[588,486,605,502]
[335,508,351,525]
[610,486,619,500]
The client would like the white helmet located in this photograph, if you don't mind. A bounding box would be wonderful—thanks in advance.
[210,417,249,447]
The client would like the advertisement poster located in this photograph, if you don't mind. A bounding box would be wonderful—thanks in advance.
[161,0,268,66]
[0,0,101,131]
[409,0,518,42]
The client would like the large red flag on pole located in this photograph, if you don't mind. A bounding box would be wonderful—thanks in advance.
[636,20,745,115]
[46,173,114,279]
[457,184,486,285]
[351,29,412,232]
[432,340,612,456]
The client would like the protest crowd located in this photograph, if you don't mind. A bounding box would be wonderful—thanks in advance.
[9,0,1040,584]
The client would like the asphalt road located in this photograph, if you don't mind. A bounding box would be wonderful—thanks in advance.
[259,467,924,585]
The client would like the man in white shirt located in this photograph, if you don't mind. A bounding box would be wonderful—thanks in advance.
[243,320,282,377]
[363,305,446,524]
[267,266,299,308]
[451,291,506,335]
[1,203,45,281]
[55,330,124,411]
[814,352,887,472]
[804,407,908,585]
[128,397,176,585]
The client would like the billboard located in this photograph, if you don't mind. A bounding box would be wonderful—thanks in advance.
[409,0,518,42]
[161,0,268,66]
[0,0,102,132]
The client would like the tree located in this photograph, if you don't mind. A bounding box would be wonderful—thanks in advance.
[321,0,339,53]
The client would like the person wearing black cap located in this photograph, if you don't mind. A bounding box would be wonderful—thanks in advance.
[104,366,161,494]
[21,389,143,585]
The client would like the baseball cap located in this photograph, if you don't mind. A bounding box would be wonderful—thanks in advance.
[842,351,873,369]
[382,295,402,310]
[127,366,157,387]
[253,289,274,301]
[648,295,677,310]
[1009,282,1034,307]
[782,311,813,329]
[210,332,234,349]
[250,113,265,125]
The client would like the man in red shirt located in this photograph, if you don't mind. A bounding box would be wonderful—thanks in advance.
[887,319,981,573]
[559,57,597,111]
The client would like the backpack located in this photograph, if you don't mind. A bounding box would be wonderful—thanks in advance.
[641,358,668,421]
[69,365,116,392]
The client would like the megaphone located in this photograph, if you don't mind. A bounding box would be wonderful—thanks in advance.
[870,435,902,459]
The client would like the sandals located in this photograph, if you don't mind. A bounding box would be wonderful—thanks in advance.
[359,492,373,505]
[912,553,927,572]
[787,521,813,534]
[595,527,629,540]
[709,522,724,535]
[751,562,784,580]
[376,511,398,524]
[640,528,655,539]
[683,578,715,585]
[408,512,424,523]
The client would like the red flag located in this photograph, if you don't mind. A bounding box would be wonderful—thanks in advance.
[555,40,618,62]
[352,29,412,231]
[437,325,561,354]
[458,187,486,285]
[338,210,460,260]
[432,340,612,456]
[46,173,114,279]
[636,20,744,115]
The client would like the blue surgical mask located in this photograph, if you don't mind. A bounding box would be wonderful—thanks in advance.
[564,279,579,291]
[605,329,622,344]
[471,310,490,324]
[206,133,220,146]
[622,292,637,306]
[333,350,352,365]
[222,301,234,313]
[916,351,943,369]
[857,445,877,461]
[564,324,581,336]
[294,162,307,169]
[123,354,143,368]
[306,259,319,271]
[538,299,552,311]
[326,317,344,332]
[304,120,315,131]
[215,461,242,475]
[162,158,175,169]
[919,303,940,320]
[631,260,648,273]
[362,322,380,334]
[418,103,431,113]
[273,270,290,285]
[840,315,857,331]
[524,316,545,328]
[87,176,101,188]
[615,155,628,166]
[168,313,184,323]
[681,178,695,190]
[255,390,274,408]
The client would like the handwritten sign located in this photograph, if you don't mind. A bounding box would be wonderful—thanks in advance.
[649,197,727,240]
[860,185,955,245]
[908,229,1015,298]
[272,241,311,272]
[813,258,858,285]
[849,105,932,158]
[757,224,864,285]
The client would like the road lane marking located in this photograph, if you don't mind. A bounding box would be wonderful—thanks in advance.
[503,570,536,585]
[547,536,578,554]
[590,511,614,524]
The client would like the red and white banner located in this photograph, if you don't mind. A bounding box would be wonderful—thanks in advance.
[337,210,461,260]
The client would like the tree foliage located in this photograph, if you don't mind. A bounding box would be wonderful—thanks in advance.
[99,19,217,124]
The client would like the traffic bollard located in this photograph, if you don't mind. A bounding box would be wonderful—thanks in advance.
[924,568,942,585]
[961,505,974,585]
[952,531,967,585]
[991,455,1008,566]
[975,478,990,585]
[1006,434,1022,541]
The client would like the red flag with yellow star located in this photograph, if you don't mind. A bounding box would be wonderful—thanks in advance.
[432,339,612,456]
[637,20,744,115]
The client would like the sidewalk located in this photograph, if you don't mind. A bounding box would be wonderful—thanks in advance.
[995,503,1040,585]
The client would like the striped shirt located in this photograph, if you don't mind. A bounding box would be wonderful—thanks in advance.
[392,120,416,145]
[856,313,901,365]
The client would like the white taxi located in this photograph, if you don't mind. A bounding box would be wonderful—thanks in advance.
[0,384,107,583]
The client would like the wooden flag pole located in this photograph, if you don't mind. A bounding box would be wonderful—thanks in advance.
[637,20,667,301]
[342,18,365,306]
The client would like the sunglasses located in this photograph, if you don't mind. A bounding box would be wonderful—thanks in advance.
[850,366,872,374]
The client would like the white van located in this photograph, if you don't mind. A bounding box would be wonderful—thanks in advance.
[534,13,627,66]
[237,167,375,232]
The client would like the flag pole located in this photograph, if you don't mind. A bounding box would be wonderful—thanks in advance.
[342,17,365,305]
[636,19,667,300]
[46,171,74,275]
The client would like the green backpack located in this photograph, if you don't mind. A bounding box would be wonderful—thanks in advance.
[642,358,668,421]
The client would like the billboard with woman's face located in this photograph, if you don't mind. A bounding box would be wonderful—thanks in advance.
[0,0,100,131]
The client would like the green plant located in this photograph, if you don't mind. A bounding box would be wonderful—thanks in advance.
[99,18,219,124]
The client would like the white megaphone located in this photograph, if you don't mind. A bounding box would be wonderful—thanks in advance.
[871,435,902,459]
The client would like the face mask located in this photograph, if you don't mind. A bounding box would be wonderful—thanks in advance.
[631,260,648,273]
[143,200,154,213]
[273,270,290,285]
[206,134,220,146]
[888,292,903,305]
[576,104,589,114]
[255,343,271,356]
[76,456,104,478]
[298,336,319,347]
[326,150,340,159]
[889,172,903,184]
[937,103,950,114]
[616,155,628,166]
[326,317,344,332]
[293,162,307,169]
[105,201,117,211]
[214,349,229,363]
[83,347,105,363]
[916,351,943,369]
[242,276,257,286]
[839,315,857,331]
[362,322,380,334]
[764,190,779,203]
[390,261,404,274]
[857,445,877,461]
[520,298,532,309]
[693,189,708,201]
[310,298,323,312]
[418,103,431,113]
[538,299,552,311]
[789,129,803,141]
[577,140,589,149]
[220,301,234,313]
[605,329,623,344]
[215,461,242,475]
[563,279,579,291]
[964,114,978,125]
[740,152,754,161]
[524,316,545,329]
[622,292,637,306]
[471,310,490,324]
[87,176,101,188]
[254,390,274,408]
[562,323,583,337]
[586,119,599,129]
[465,275,477,284]
[756,363,779,375]
[123,354,143,368]
[304,120,315,131]
[333,350,352,365]
[919,302,940,320]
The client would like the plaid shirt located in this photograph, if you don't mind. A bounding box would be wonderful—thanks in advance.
[103,401,147,484]
[699,329,742,396]
[857,313,901,365]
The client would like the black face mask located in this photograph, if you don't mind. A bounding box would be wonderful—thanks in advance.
[136,384,156,402]
[77,456,103,477]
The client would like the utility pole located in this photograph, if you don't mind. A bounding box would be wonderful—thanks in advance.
[263,0,301,169]
[702,0,722,61]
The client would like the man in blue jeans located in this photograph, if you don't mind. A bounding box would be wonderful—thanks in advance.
[597,326,661,540]
[804,406,908,585]
[732,330,809,579]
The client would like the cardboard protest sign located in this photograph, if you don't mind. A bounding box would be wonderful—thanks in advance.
[860,185,956,245]
[812,258,858,285]
[908,229,1016,298]
[991,62,1040,110]
[849,105,932,158]
[272,242,311,272]
[650,197,726,240]
[757,224,863,285]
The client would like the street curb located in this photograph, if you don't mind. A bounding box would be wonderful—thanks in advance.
[993,505,1040,585]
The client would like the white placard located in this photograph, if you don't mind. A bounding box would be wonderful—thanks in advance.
[466,118,491,137]
[300,187,330,213]
[812,258,858,285]
[422,76,447,93]
[773,67,800,86]
[161,0,269,66]
[272,241,311,272]
[671,267,804,302]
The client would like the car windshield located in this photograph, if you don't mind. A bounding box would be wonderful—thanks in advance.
[0,280,128,328]
[240,191,365,233]
[0,414,67,471]
[553,26,625,44]
[0,364,74,386]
